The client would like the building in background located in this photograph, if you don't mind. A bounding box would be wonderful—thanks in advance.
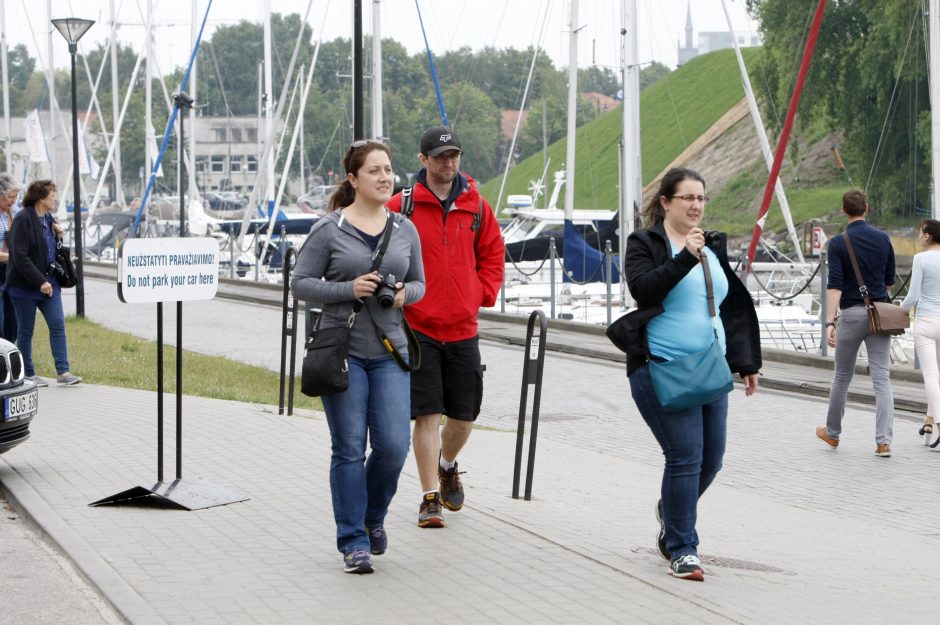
[677,0,761,67]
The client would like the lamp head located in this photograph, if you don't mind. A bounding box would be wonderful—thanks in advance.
[173,92,195,110]
[51,18,94,49]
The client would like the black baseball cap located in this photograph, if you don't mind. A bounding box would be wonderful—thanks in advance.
[420,126,461,157]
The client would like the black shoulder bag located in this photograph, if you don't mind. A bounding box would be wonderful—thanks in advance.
[53,236,78,289]
[301,215,394,397]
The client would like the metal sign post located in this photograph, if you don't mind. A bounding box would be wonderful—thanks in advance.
[90,237,248,511]
[279,247,299,416]
[512,310,547,500]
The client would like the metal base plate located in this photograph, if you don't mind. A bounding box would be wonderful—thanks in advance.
[89,476,249,510]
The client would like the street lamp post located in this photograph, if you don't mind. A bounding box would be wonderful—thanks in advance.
[51,17,94,318]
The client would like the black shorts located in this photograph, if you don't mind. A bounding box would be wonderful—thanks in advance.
[410,331,483,421]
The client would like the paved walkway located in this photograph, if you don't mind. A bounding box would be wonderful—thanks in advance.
[1,272,937,625]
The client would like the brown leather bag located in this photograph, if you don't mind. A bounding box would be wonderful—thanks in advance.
[842,231,909,336]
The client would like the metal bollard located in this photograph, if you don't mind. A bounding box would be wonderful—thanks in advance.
[279,247,300,415]
[604,240,613,325]
[549,237,557,319]
[512,310,547,501]
[820,250,828,357]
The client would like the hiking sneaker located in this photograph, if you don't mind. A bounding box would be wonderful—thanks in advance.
[417,492,445,528]
[439,461,465,511]
[655,499,670,560]
[343,549,374,574]
[367,525,387,555]
[816,425,839,448]
[56,372,82,385]
[875,443,891,457]
[669,554,705,581]
[27,376,48,388]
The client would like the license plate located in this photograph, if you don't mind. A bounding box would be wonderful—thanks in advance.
[5,388,39,422]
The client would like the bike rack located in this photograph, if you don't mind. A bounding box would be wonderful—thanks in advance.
[278,247,299,416]
[512,309,547,500]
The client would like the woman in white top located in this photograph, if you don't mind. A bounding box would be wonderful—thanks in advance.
[901,218,940,446]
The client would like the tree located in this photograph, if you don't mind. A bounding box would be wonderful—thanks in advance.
[746,0,929,215]
[640,61,671,91]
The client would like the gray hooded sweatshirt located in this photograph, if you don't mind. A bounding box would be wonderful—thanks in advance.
[290,209,425,360]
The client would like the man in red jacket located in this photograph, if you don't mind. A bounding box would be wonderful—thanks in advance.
[387,126,504,527]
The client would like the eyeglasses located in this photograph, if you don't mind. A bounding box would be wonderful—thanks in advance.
[671,194,709,204]
[429,151,461,162]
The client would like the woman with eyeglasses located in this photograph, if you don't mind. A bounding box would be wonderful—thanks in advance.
[616,167,761,581]
[0,173,23,342]
[901,219,940,446]
[7,180,81,386]
[290,140,425,574]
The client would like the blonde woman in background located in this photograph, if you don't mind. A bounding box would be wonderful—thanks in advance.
[901,218,940,446]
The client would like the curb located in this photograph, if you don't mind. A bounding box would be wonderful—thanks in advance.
[0,457,166,625]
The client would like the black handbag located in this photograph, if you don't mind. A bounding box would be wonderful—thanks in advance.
[53,238,78,289]
[301,315,354,397]
[300,214,394,397]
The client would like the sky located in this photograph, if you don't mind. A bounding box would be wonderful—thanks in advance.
[1,0,760,79]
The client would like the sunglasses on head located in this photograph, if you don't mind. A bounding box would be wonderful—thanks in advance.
[350,139,383,150]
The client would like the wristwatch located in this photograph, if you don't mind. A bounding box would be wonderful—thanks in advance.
[825,321,836,328]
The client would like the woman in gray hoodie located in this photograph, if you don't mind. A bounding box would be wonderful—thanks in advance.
[291,141,425,574]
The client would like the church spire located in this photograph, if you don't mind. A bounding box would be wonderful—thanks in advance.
[685,0,693,49]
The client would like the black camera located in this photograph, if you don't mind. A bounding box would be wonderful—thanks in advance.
[374,273,398,308]
[703,230,721,245]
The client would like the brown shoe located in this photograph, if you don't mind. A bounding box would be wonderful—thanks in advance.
[816,426,839,448]
[417,492,445,528]
[439,461,465,511]
[875,444,891,457]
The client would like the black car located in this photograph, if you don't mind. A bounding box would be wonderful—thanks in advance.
[0,339,38,454]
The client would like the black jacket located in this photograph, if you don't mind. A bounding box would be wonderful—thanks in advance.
[617,222,761,376]
[7,206,53,290]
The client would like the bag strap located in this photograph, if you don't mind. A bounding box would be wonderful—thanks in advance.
[699,251,717,318]
[841,231,874,310]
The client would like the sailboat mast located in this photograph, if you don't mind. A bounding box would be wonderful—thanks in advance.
[1,2,10,172]
[932,0,940,219]
[189,0,198,203]
[46,0,55,182]
[263,0,275,208]
[720,0,803,262]
[564,0,579,220]
[353,0,364,138]
[110,0,125,205]
[620,0,639,253]
[371,0,383,140]
[145,0,153,198]
[746,0,827,269]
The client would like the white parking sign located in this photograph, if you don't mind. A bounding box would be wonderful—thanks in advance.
[117,238,220,303]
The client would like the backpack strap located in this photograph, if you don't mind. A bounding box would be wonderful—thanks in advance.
[400,185,415,219]
[401,184,483,250]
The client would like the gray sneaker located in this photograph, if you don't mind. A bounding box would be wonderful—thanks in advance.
[56,372,82,385]
[27,375,48,388]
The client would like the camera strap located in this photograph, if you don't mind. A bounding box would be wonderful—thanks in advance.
[362,212,421,372]
[350,212,394,317]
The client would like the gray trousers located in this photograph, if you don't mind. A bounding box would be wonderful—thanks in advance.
[825,306,894,445]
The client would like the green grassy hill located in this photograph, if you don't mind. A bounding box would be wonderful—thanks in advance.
[479,47,763,212]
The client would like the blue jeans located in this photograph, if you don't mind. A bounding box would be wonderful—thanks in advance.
[12,292,70,376]
[630,363,728,558]
[321,355,411,554]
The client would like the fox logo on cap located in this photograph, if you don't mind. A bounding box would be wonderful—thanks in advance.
[420,125,462,157]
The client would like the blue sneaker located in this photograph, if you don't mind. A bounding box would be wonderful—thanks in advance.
[655,499,670,560]
[343,549,374,574]
[669,554,704,581]
[367,525,387,555]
